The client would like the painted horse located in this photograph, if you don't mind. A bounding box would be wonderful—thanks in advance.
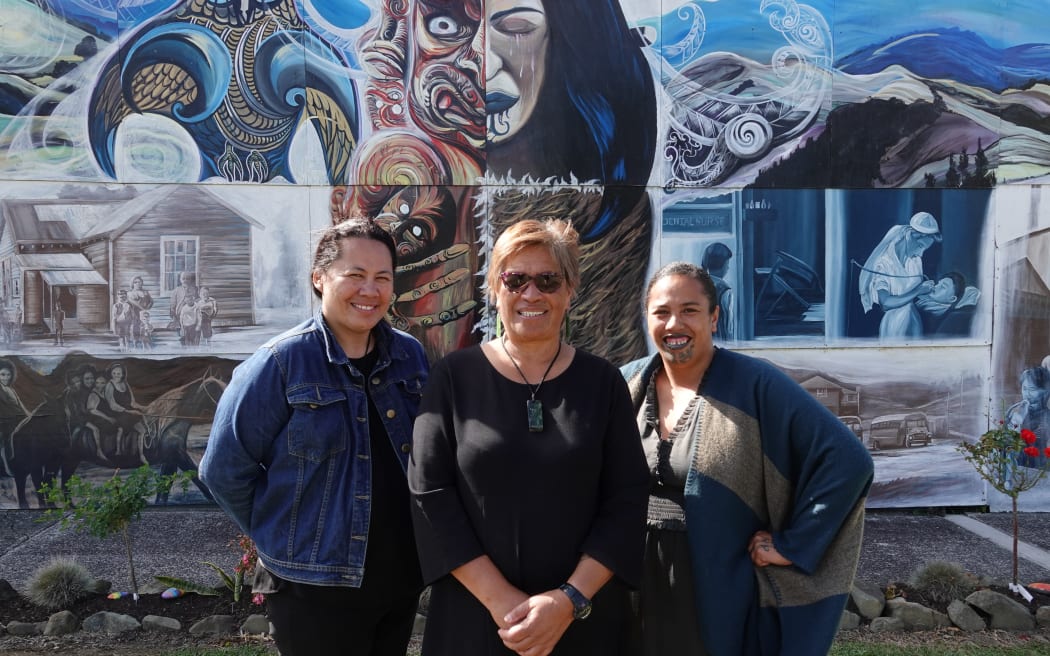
[5,372,226,508]
[3,396,67,509]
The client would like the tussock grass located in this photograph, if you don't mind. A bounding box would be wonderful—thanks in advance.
[25,557,94,610]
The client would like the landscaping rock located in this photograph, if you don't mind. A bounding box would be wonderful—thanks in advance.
[5,620,43,636]
[947,599,986,632]
[143,615,181,631]
[965,589,1036,630]
[1038,606,1050,628]
[82,611,141,634]
[0,579,19,603]
[887,598,949,629]
[850,580,885,619]
[241,613,270,635]
[839,609,860,630]
[43,610,79,636]
[869,616,905,632]
[189,614,238,636]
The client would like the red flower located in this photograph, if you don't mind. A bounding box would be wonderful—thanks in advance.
[1024,446,1039,457]
[1022,429,1038,445]
[1044,447,1050,458]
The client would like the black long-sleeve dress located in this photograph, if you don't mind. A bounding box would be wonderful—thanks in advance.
[409,345,648,656]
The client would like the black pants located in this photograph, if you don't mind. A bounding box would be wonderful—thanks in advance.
[266,579,420,656]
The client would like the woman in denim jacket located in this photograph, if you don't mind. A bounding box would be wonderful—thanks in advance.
[200,218,429,656]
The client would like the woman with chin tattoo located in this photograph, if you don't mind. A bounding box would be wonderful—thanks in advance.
[620,262,874,656]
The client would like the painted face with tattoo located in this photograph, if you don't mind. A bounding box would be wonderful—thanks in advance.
[646,274,718,365]
[485,0,548,144]
[409,0,486,149]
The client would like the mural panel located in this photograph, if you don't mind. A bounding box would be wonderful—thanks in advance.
[0,0,1049,508]
[655,187,993,346]
[755,347,988,509]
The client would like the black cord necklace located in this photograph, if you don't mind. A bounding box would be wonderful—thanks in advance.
[500,335,562,432]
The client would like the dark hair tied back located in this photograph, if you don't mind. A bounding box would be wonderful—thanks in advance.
[311,217,398,299]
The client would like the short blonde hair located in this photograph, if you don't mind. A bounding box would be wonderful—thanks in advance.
[487,219,581,302]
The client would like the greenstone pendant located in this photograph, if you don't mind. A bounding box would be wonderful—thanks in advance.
[527,399,543,432]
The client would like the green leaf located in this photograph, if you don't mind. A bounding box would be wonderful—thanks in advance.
[153,575,221,596]
[202,561,236,592]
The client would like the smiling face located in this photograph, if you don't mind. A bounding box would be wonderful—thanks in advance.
[495,245,571,346]
[646,274,718,366]
[313,237,395,351]
[485,0,549,144]
[0,368,11,386]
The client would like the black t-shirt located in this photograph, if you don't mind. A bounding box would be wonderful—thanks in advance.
[352,348,423,599]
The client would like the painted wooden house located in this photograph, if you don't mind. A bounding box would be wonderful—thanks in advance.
[0,186,261,337]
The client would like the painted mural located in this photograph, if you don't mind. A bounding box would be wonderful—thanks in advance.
[1,0,1050,509]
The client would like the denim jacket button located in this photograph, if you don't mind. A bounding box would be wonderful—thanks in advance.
[401,444,410,453]
[386,409,396,419]
[371,376,381,385]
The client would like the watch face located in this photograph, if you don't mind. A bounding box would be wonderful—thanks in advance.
[575,602,592,620]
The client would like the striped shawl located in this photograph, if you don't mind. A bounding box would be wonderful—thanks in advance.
[622,349,874,655]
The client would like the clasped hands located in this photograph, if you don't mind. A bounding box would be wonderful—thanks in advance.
[493,589,574,656]
[747,530,792,568]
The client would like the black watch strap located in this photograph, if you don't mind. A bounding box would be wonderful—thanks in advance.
[559,583,592,620]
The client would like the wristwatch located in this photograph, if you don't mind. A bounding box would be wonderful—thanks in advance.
[558,583,592,620]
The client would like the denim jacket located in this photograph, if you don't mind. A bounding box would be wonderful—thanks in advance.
[200,314,428,586]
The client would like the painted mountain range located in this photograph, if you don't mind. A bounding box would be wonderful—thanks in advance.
[837,27,1050,94]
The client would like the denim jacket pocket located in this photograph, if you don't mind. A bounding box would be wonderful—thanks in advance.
[396,375,424,398]
[286,386,349,462]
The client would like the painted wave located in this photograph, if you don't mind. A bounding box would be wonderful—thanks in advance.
[837,27,1050,93]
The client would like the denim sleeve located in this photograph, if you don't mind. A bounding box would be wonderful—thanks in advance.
[199,349,289,535]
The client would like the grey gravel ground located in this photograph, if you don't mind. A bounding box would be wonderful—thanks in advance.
[4,507,1050,593]
[0,507,242,592]
[967,511,1050,552]
[857,510,1050,585]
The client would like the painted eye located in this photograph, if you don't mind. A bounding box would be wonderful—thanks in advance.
[398,202,410,215]
[428,15,460,37]
[399,220,433,244]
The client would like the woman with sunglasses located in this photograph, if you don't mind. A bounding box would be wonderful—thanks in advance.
[409,219,648,656]
[621,262,874,656]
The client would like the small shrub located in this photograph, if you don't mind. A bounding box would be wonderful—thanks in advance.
[909,560,979,605]
[40,465,192,597]
[26,557,94,609]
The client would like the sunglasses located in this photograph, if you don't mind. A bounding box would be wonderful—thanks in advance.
[499,271,564,294]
